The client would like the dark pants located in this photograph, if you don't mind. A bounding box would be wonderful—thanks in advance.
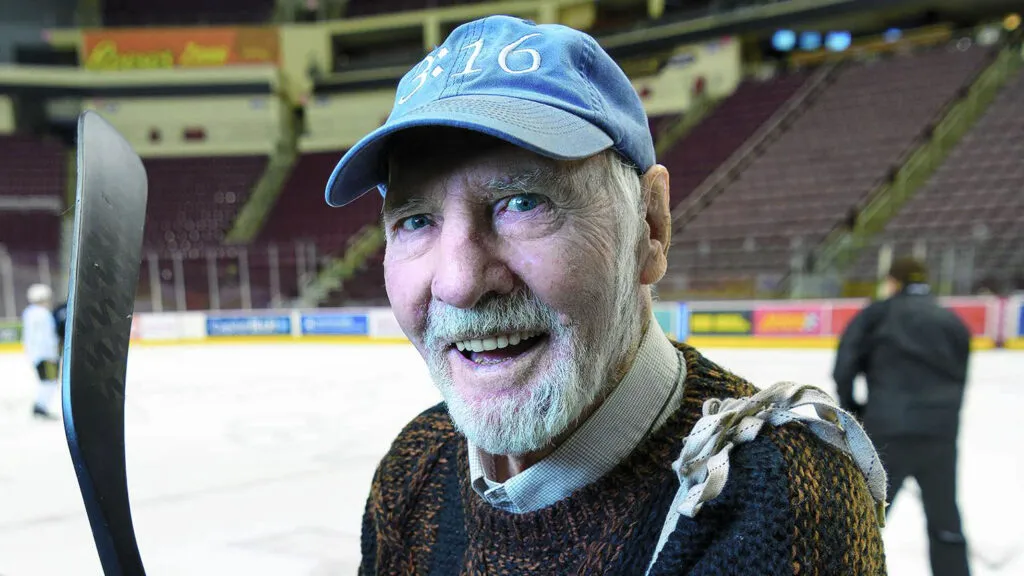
[35,360,58,381]
[875,436,970,576]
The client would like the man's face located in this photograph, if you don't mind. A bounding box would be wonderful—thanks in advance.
[380,131,646,455]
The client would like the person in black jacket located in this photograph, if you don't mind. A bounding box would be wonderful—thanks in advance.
[53,300,68,351]
[834,257,972,576]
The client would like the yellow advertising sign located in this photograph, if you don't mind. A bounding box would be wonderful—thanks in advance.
[81,27,280,71]
[690,311,752,335]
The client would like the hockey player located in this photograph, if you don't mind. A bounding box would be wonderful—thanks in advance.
[51,299,68,384]
[834,257,972,576]
[54,299,68,353]
[22,284,60,420]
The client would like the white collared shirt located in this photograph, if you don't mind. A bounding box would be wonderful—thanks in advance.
[468,317,686,513]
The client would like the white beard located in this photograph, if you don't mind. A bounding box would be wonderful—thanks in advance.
[422,278,642,456]
[432,319,599,455]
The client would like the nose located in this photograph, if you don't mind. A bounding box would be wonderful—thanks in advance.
[431,216,514,309]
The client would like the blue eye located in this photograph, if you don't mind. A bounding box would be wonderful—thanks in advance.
[400,215,431,231]
[506,194,542,212]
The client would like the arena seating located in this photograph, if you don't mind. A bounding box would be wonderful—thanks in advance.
[142,155,267,255]
[0,213,61,255]
[659,72,808,207]
[0,135,65,309]
[848,67,1024,293]
[256,151,384,305]
[102,0,275,26]
[0,136,66,198]
[256,151,382,252]
[665,44,993,286]
[648,114,679,145]
[344,0,489,18]
[328,249,387,307]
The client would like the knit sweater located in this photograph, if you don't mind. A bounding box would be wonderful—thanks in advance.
[359,343,886,575]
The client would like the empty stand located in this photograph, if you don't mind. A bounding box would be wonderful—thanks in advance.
[660,73,808,207]
[256,151,384,305]
[345,0,488,18]
[102,0,274,26]
[648,114,680,145]
[0,136,66,198]
[327,249,387,307]
[0,135,65,315]
[848,67,1024,293]
[666,44,993,288]
[0,213,61,255]
[143,155,267,255]
[257,151,382,252]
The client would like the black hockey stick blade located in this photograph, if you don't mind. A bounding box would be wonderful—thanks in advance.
[62,110,149,576]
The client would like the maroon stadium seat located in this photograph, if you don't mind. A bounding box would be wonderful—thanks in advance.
[665,44,992,287]
[849,67,1024,291]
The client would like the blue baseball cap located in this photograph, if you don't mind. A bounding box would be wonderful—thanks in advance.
[325,15,654,207]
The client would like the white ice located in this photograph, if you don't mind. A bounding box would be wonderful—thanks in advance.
[0,344,1021,575]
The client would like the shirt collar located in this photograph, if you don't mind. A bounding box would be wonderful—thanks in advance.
[467,314,684,513]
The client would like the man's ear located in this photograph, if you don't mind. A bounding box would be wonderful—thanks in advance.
[639,164,671,285]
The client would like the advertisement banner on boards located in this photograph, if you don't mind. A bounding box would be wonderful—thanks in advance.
[831,302,865,336]
[82,26,279,71]
[652,301,683,341]
[368,308,407,339]
[944,301,988,337]
[136,313,182,341]
[1019,303,1024,337]
[206,315,291,337]
[300,313,369,336]
[832,299,991,338]
[130,315,141,341]
[689,309,753,336]
[677,303,690,342]
[653,309,674,339]
[753,305,825,336]
[0,322,20,344]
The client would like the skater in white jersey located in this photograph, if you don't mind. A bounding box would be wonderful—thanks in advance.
[22,284,60,420]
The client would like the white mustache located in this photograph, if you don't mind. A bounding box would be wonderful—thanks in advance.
[424,292,558,349]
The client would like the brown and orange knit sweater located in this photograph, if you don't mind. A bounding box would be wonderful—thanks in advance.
[359,344,886,575]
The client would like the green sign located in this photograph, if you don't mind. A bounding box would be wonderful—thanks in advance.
[0,322,21,343]
[654,309,674,336]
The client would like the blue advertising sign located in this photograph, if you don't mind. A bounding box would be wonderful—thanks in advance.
[677,303,690,342]
[300,313,369,336]
[1019,303,1024,337]
[206,315,291,337]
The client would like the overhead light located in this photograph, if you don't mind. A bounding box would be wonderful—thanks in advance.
[772,30,797,52]
[1005,13,1021,31]
[825,31,852,52]
[799,31,822,51]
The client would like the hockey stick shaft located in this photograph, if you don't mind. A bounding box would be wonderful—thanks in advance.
[62,111,148,576]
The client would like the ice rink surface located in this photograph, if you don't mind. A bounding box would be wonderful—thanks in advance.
[0,343,1021,575]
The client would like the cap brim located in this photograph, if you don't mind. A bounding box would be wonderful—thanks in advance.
[325,94,614,207]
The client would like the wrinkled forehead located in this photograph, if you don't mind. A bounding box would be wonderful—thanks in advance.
[384,127,573,205]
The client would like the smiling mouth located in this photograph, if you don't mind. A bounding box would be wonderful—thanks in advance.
[451,331,548,365]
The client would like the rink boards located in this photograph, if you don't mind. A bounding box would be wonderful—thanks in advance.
[2,295,1022,353]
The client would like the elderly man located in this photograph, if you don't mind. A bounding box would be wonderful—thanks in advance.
[327,16,886,575]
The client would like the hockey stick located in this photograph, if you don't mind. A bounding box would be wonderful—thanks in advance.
[62,110,149,576]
